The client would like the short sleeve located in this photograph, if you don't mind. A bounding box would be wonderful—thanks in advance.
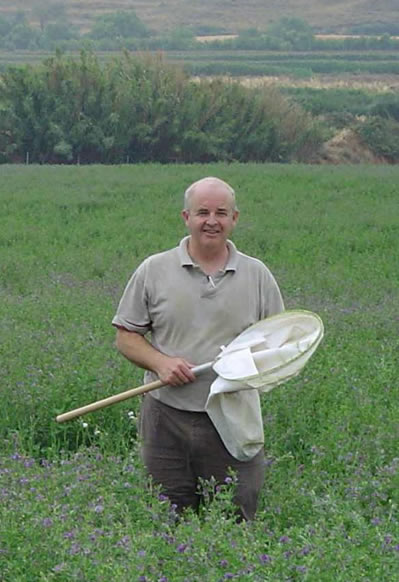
[260,267,285,319]
[112,261,152,335]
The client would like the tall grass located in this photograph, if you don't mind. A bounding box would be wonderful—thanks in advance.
[1,164,398,580]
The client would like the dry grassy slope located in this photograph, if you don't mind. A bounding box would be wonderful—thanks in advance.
[0,0,398,33]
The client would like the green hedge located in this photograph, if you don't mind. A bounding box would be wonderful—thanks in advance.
[0,51,324,164]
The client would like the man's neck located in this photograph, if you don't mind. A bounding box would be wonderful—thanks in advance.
[187,239,229,275]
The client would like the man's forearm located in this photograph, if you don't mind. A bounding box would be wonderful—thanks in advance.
[116,329,165,373]
[115,329,195,386]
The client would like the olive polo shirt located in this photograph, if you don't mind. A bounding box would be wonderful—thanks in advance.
[112,236,284,411]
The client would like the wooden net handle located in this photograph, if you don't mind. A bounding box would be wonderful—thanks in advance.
[56,379,163,423]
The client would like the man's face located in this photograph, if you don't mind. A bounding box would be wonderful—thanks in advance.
[181,183,239,250]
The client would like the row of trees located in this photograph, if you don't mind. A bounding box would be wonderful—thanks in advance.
[0,51,324,164]
[1,10,399,52]
[0,8,150,51]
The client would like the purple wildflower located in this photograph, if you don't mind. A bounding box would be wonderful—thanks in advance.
[219,559,228,567]
[137,549,146,557]
[116,536,131,550]
[52,563,66,572]
[41,518,53,528]
[94,504,104,513]
[296,566,307,573]
[89,529,105,542]
[224,574,234,580]
[69,543,81,556]
[371,517,382,526]
[279,535,290,544]
[177,543,188,553]
[259,554,272,564]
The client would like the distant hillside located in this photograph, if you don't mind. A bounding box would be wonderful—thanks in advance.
[0,0,399,35]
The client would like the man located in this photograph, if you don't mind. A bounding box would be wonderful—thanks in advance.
[112,176,284,520]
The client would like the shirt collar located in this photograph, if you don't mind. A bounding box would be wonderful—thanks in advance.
[178,236,238,272]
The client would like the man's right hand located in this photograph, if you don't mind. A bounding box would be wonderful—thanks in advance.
[115,329,196,386]
[154,355,196,386]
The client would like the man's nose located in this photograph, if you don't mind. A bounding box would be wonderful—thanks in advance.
[206,213,217,224]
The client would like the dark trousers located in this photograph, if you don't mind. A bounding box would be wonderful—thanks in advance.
[139,395,265,520]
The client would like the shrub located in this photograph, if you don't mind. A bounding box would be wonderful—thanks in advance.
[355,116,399,162]
[0,51,324,164]
[369,95,399,121]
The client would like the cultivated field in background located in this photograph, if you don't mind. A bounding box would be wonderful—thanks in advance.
[2,49,399,94]
[1,163,398,580]
[1,0,398,33]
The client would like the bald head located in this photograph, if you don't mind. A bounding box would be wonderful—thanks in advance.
[183,177,237,211]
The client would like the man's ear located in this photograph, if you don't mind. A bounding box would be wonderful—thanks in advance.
[232,210,239,226]
[181,209,189,223]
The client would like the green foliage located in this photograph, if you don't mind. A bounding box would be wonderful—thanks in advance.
[2,9,399,53]
[355,116,399,162]
[88,10,150,40]
[0,51,323,164]
[281,87,395,131]
[147,27,196,50]
[369,94,399,121]
[267,17,315,51]
[185,55,399,77]
[282,87,377,116]
[43,21,80,43]
[0,52,112,163]
[5,22,40,50]
[0,6,77,50]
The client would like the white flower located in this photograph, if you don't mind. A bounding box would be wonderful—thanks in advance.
[81,422,88,428]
